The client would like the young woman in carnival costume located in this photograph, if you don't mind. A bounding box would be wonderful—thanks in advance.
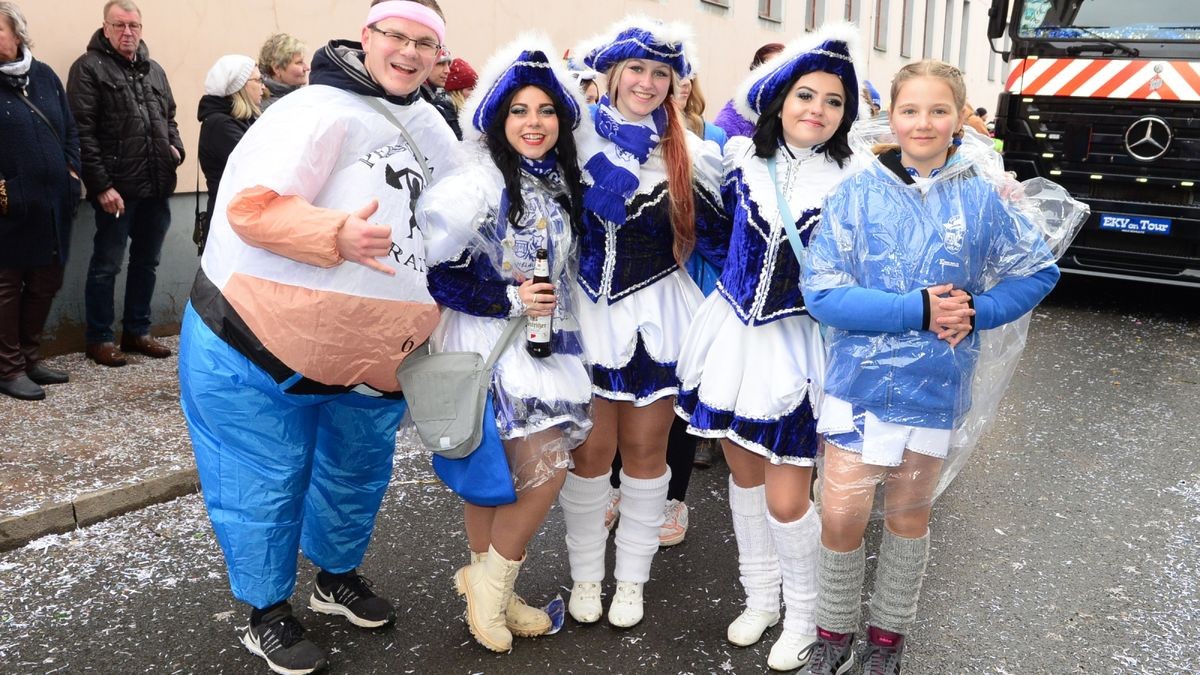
[800,60,1073,674]
[674,25,865,671]
[178,2,460,673]
[558,15,727,628]
[416,34,592,653]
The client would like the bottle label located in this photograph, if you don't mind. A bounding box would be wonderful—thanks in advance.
[527,315,551,344]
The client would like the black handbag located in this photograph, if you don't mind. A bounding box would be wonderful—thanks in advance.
[192,171,209,255]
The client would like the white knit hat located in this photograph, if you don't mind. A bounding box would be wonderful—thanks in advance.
[204,54,256,97]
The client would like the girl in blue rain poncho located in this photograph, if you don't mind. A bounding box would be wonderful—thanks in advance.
[799,60,1077,674]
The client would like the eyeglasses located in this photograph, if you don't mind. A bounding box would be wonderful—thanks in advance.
[367,25,441,57]
[105,21,142,33]
[246,77,263,84]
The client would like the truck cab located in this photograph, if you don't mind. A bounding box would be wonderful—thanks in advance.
[988,0,1200,286]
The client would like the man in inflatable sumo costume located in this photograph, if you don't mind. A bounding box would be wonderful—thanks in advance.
[177,2,460,673]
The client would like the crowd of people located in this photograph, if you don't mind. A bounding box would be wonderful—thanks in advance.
[1,1,1064,674]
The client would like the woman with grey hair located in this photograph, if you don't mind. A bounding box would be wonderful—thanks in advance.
[0,1,81,400]
[257,32,308,108]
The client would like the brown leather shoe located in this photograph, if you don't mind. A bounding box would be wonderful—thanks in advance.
[120,333,172,358]
[86,342,128,367]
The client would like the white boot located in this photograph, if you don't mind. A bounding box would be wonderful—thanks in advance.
[559,471,612,623]
[454,544,521,653]
[607,580,644,628]
[766,506,821,670]
[726,477,782,646]
[471,550,552,637]
[610,469,670,628]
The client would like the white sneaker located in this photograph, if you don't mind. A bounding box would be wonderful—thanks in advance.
[767,630,818,671]
[568,581,603,623]
[604,488,620,532]
[607,581,644,628]
[659,499,688,546]
[726,607,780,646]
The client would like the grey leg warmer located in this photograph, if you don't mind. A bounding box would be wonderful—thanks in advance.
[867,529,931,635]
[814,541,866,634]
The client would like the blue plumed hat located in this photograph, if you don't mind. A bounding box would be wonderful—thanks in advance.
[463,33,589,139]
[734,23,862,125]
[577,15,695,79]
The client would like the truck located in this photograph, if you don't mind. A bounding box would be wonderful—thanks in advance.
[986,0,1200,286]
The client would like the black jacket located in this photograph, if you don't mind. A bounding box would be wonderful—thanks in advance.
[66,30,184,199]
[421,83,461,140]
[196,94,253,218]
[0,54,82,267]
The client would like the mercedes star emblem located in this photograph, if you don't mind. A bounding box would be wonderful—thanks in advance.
[1124,116,1173,162]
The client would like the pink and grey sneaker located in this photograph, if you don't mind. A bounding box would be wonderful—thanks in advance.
[659,499,688,546]
[861,625,906,675]
[798,626,856,675]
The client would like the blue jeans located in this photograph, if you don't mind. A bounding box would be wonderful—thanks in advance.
[84,196,171,344]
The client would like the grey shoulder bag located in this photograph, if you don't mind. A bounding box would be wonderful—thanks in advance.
[397,317,524,459]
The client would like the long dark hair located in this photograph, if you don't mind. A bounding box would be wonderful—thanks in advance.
[751,74,854,168]
[484,85,585,234]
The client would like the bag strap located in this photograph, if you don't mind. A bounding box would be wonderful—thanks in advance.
[194,165,202,216]
[766,156,807,263]
[16,89,64,149]
[359,95,432,184]
[484,317,525,370]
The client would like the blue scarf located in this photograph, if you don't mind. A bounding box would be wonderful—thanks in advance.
[520,152,559,179]
[583,95,667,224]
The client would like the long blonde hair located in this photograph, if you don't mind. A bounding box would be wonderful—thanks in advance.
[679,76,708,137]
[606,60,696,264]
[875,59,967,158]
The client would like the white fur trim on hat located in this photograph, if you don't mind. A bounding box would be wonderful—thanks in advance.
[459,32,592,146]
[574,14,697,79]
[733,22,863,124]
[204,54,256,97]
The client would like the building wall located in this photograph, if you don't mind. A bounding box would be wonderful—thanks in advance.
[21,0,1004,353]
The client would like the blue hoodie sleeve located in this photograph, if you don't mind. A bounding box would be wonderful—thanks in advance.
[427,250,518,319]
[971,190,1061,329]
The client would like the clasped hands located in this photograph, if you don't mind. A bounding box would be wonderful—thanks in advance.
[925,282,974,348]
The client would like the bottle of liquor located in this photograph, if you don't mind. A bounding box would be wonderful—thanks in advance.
[526,248,552,358]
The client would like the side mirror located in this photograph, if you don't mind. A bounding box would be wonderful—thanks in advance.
[987,0,1009,40]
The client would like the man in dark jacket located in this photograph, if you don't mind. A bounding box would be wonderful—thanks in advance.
[67,0,183,367]
[421,48,461,139]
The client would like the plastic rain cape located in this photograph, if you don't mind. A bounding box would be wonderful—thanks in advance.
[805,117,1088,518]
[414,153,592,493]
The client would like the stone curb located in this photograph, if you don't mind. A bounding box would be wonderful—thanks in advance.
[0,468,200,553]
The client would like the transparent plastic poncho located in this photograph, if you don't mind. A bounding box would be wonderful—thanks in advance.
[803,118,1088,519]
[413,155,593,493]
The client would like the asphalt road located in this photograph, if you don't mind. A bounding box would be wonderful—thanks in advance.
[1,275,1197,675]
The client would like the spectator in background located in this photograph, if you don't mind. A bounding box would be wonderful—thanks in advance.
[861,79,882,118]
[257,33,308,109]
[443,56,476,115]
[68,0,183,368]
[0,1,80,400]
[195,54,263,255]
[966,104,990,135]
[713,42,783,139]
[423,48,460,138]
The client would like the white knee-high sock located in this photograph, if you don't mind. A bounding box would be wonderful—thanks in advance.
[728,477,781,614]
[559,471,612,583]
[613,469,670,583]
[768,505,821,635]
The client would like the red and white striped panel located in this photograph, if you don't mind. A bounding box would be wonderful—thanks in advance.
[1005,57,1200,101]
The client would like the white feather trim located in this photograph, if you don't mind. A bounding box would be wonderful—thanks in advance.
[573,14,697,78]
[733,22,864,125]
[459,32,593,148]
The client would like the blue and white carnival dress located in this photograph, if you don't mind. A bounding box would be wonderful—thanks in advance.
[420,157,593,479]
[573,105,727,405]
[676,138,861,465]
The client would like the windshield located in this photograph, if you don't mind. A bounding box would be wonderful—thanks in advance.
[1018,0,1200,40]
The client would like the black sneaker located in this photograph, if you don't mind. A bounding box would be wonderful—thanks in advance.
[799,627,856,675]
[240,603,327,675]
[309,569,395,628]
[861,625,905,675]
